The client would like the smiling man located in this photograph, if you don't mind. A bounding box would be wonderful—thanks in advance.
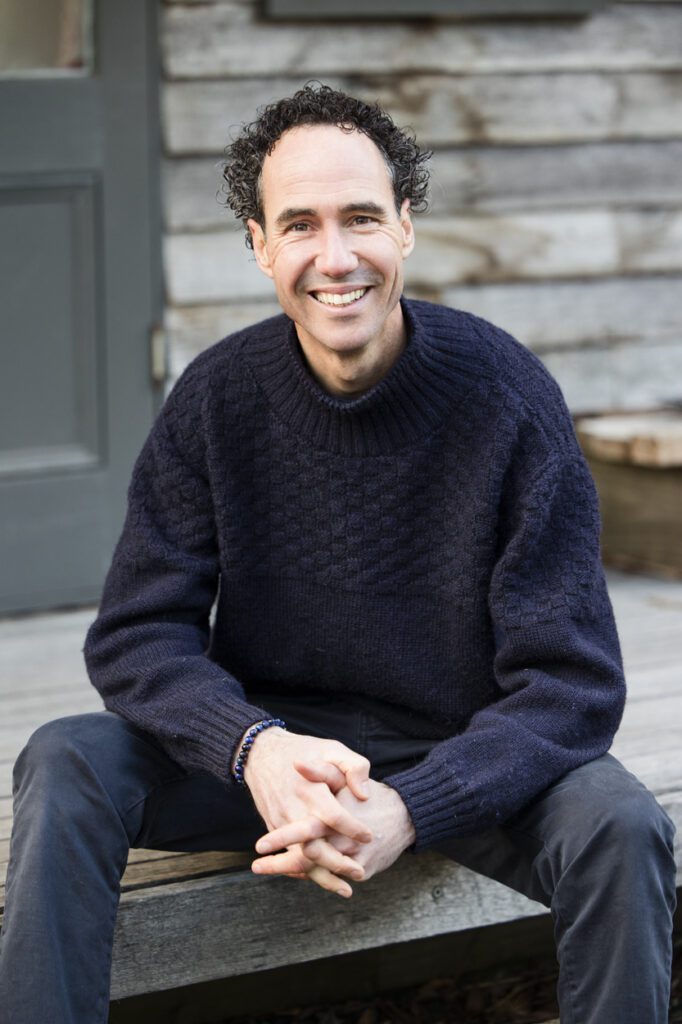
[246,124,414,397]
[0,85,676,1024]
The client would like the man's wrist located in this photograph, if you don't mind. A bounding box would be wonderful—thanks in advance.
[232,719,287,785]
[381,781,416,850]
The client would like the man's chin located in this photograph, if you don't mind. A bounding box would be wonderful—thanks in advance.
[296,316,377,355]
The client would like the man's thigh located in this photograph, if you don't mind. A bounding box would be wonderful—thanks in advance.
[17,710,264,854]
[431,753,675,908]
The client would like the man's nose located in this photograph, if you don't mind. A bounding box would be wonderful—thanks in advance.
[315,226,359,278]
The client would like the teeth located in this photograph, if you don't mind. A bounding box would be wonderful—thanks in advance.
[314,288,366,306]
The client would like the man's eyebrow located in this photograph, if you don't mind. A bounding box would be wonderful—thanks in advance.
[275,207,317,227]
[274,201,389,227]
[339,201,387,217]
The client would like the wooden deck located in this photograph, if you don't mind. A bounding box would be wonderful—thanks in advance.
[1,569,681,1001]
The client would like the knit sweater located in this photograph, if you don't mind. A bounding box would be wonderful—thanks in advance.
[84,298,626,850]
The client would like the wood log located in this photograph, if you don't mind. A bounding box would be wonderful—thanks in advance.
[162,3,682,78]
[162,72,682,153]
[583,458,682,577]
[577,411,682,467]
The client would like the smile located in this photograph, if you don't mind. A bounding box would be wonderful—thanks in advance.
[312,288,367,307]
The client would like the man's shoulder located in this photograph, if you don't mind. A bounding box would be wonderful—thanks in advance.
[408,298,566,415]
[153,313,289,447]
[180,312,290,385]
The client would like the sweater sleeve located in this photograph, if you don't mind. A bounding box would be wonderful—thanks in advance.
[83,367,270,783]
[383,397,626,850]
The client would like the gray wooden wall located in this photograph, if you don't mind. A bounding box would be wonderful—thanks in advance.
[160,0,682,413]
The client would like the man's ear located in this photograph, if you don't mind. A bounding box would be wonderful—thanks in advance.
[399,199,415,259]
[247,218,273,278]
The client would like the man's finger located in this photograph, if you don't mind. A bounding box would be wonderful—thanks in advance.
[302,838,365,880]
[326,752,371,801]
[252,847,312,876]
[252,850,353,898]
[294,759,346,792]
[297,782,372,843]
[256,815,330,854]
[307,864,353,898]
[255,843,363,881]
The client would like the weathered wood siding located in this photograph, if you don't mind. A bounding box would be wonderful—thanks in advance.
[160,0,682,412]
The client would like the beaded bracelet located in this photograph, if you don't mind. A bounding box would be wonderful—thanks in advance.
[232,718,287,786]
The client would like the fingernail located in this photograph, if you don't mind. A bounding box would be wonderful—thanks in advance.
[351,870,364,881]
[256,841,271,853]
[339,888,352,899]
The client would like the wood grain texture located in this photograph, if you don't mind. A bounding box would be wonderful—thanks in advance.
[162,3,682,78]
[537,338,682,414]
[162,72,682,154]
[163,142,682,232]
[443,276,682,352]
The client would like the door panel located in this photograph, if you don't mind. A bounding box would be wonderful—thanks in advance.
[0,175,101,475]
[0,0,162,613]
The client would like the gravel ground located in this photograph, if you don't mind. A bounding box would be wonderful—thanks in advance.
[221,932,682,1024]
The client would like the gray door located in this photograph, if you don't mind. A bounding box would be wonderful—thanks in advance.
[0,0,162,614]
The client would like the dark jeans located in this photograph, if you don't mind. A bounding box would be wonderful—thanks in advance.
[0,693,677,1024]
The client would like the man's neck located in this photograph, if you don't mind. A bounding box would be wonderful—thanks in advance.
[295,311,408,400]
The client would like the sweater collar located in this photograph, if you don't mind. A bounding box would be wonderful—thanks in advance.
[244,299,481,456]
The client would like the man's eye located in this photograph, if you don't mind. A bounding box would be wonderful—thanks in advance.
[288,222,310,232]
[352,216,376,226]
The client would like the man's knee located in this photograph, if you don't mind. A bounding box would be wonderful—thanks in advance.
[13,712,142,806]
[598,786,675,863]
[16,715,103,784]
[555,757,676,875]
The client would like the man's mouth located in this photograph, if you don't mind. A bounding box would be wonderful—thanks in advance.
[311,288,368,307]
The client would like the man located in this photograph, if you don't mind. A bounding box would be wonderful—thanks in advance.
[0,84,676,1024]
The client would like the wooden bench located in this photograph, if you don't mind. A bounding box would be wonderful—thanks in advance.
[2,569,681,1009]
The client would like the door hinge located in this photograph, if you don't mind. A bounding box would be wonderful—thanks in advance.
[150,325,169,385]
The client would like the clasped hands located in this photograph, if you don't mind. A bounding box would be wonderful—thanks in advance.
[242,727,415,898]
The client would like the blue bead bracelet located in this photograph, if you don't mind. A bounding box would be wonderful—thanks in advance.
[232,718,287,785]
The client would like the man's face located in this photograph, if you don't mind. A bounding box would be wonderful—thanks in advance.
[248,125,414,366]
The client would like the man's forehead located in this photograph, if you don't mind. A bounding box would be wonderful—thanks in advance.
[259,125,394,205]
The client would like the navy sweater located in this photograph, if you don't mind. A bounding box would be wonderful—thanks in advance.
[84,299,626,850]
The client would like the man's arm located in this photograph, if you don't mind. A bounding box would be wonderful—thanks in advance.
[381,398,626,851]
[84,364,374,848]
[84,364,276,780]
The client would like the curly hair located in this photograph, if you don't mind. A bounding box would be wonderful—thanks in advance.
[221,83,431,249]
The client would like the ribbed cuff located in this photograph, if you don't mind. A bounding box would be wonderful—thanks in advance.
[179,690,274,784]
[383,757,483,851]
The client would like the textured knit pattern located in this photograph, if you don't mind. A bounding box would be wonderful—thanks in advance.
[84,299,626,850]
